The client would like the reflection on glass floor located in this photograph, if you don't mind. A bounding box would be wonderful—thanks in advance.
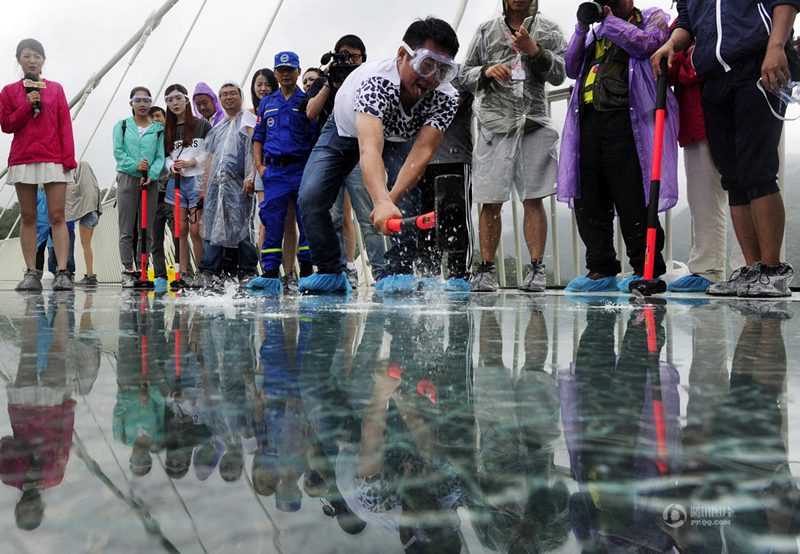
[0,289,797,553]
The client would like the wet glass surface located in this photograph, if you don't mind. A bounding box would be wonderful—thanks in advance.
[0,288,798,553]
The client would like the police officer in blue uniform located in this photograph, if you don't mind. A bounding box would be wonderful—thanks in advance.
[249,51,318,293]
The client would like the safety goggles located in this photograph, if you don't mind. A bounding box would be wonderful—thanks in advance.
[401,42,459,84]
[131,95,152,106]
[164,92,187,104]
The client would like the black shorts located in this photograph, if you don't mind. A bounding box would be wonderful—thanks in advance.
[701,54,785,206]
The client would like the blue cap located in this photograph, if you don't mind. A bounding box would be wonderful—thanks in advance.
[274,51,300,69]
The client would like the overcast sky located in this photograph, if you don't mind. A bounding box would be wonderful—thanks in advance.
[0,0,795,207]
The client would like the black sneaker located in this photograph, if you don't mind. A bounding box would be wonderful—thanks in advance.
[470,262,498,292]
[15,269,43,292]
[53,270,74,291]
[121,271,137,288]
[738,262,794,298]
[706,263,760,296]
[282,272,299,294]
[75,274,98,287]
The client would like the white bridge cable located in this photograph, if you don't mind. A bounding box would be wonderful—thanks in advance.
[76,17,157,163]
[240,0,286,87]
[451,0,470,30]
[153,0,209,101]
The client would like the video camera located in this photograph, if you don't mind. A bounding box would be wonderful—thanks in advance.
[577,0,617,26]
[320,50,358,83]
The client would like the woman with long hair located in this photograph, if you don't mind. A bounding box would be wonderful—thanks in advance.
[163,84,212,288]
[112,86,165,287]
[0,38,77,291]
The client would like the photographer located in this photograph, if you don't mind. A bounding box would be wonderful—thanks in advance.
[303,35,389,285]
[304,35,367,126]
[557,0,679,293]
[652,1,799,298]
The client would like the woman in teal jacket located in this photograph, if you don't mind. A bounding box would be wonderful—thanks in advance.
[112,86,165,287]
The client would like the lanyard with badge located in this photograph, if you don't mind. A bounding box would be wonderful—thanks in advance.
[504,15,533,81]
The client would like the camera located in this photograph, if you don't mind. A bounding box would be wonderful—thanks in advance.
[577,0,616,26]
[320,51,358,83]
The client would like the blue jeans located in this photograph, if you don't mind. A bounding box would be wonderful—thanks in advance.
[330,165,386,277]
[198,239,258,278]
[299,117,419,275]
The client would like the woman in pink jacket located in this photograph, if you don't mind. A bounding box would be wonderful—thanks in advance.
[0,39,77,292]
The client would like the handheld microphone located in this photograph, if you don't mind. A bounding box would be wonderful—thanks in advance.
[23,73,43,117]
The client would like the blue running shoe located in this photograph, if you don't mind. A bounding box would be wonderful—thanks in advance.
[667,274,713,293]
[442,277,471,292]
[154,278,169,293]
[565,274,619,292]
[246,276,282,295]
[378,274,419,294]
[418,277,442,291]
[298,272,352,294]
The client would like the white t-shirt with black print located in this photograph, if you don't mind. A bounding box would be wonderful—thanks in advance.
[333,57,459,143]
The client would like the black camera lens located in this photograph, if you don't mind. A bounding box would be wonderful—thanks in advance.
[577,1,604,25]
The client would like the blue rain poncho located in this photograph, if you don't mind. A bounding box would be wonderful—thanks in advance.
[204,110,254,247]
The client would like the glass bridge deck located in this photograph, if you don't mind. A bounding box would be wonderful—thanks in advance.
[0,286,797,553]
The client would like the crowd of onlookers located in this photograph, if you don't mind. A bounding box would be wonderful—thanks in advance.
[2,0,798,298]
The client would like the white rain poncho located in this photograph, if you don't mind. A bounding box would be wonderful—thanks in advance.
[204,111,254,247]
[460,11,567,151]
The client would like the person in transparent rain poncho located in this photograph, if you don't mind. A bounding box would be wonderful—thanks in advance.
[195,83,259,289]
[460,0,567,293]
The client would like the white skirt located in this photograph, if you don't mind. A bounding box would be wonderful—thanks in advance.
[8,162,74,186]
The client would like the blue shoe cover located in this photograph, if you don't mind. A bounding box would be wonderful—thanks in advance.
[247,276,282,295]
[154,278,169,293]
[565,275,619,292]
[419,277,442,291]
[379,274,419,294]
[442,278,471,292]
[667,274,713,293]
[298,272,351,294]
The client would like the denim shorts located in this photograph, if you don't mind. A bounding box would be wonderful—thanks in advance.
[165,176,200,209]
[78,210,100,229]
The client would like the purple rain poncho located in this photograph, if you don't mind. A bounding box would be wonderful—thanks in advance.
[192,82,225,127]
[557,8,679,212]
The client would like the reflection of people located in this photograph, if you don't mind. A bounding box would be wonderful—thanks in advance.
[0,294,76,530]
[675,303,796,550]
[163,306,212,480]
[472,301,569,552]
[560,300,681,551]
[112,295,166,476]
[1,38,77,291]
[253,310,311,510]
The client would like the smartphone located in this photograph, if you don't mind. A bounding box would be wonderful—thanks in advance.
[522,15,533,29]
